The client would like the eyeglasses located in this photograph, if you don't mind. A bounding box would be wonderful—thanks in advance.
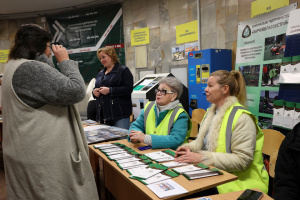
[155,89,174,95]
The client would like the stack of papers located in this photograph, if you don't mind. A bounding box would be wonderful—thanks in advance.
[183,169,220,180]
[161,161,190,168]
[84,125,128,144]
[145,151,175,162]
[127,166,164,179]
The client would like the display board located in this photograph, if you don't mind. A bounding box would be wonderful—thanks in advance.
[47,4,124,82]
[235,4,297,128]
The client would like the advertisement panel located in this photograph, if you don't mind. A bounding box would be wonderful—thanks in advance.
[47,4,124,82]
[235,4,296,127]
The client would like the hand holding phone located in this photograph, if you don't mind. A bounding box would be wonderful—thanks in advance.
[237,189,264,200]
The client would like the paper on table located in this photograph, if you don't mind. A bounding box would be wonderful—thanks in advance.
[128,166,163,180]
[108,153,135,160]
[140,173,172,185]
[115,157,141,164]
[100,147,124,153]
[155,156,174,162]
[183,170,219,179]
[172,164,204,174]
[94,143,117,149]
[161,161,190,168]
[104,150,127,156]
[145,151,174,162]
[118,161,148,170]
[147,179,188,198]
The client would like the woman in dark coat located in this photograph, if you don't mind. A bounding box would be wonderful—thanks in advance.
[93,46,133,129]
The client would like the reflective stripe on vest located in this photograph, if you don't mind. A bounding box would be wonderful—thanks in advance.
[144,101,155,132]
[225,106,247,153]
[144,101,182,135]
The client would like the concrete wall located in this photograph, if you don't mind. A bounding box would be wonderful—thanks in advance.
[123,0,300,82]
[1,0,300,116]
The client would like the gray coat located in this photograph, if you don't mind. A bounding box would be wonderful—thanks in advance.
[2,58,98,199]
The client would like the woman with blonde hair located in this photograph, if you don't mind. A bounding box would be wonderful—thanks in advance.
[93,46,133,129]
[175,70,269,195]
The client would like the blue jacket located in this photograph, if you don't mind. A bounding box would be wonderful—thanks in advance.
[94,62,133,122]
[128,103,190,150]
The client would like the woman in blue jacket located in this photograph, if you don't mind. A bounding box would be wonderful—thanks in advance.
[128,77,191,150]
[93,46,133,129]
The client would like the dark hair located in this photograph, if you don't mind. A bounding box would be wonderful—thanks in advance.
[8,24,53,60]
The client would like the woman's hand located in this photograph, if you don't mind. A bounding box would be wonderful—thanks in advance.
[129,130,146,143]
[175,146,190,157]
[174,147,203,163]
[52,44,69,63]
[99,87,110,95]
[93,88,100,97]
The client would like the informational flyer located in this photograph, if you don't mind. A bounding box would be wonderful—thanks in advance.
[147,179,188,198]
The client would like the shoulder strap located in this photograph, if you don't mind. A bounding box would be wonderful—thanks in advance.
[167,106,182,135]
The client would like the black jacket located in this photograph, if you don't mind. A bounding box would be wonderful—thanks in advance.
[94,62,133,122]
[273,122,300,200]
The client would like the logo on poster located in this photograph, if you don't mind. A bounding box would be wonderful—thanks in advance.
[242,25,251,38]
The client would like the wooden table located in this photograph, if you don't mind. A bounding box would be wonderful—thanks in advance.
[187,188,274,200]
[89,139,238,200]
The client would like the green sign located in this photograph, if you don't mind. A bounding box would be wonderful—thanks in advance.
[47,4,124,82]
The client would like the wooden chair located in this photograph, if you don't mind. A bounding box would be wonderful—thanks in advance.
[261,129,285,178]
[189,108,206,140]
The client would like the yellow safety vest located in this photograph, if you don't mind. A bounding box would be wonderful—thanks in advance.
[144,101,191,144]
[204,102,269,194]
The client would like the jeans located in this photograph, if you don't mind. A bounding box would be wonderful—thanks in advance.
[104,117,130,130]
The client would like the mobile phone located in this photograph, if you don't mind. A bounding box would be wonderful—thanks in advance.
[236,189,263,200]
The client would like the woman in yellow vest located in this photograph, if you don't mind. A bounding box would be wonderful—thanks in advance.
[175,70,269,194]
[128,77,192,150]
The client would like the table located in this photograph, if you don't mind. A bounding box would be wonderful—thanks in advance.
[89,139,238,200]
[187,188,273,200]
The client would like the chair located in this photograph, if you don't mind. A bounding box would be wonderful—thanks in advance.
[189,108,206,140]
[261,129,285,178]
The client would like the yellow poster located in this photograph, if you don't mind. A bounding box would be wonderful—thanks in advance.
[176,20,198,44]
[0,50,9,63]
[251,0,289,18]
[131,27,150,46]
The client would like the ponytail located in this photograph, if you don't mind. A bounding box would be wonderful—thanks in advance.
[210,70,247,107]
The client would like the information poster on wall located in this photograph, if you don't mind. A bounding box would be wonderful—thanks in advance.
[47,4,124,82]
[176,20,198,44]
[251,0,289,18]
[131,27,150,46]
[235,4,296,128]
[0,50,9,63]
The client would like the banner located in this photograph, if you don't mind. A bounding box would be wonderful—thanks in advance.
[176,20,198,44]
[47,4,124,82]
[235,4,296,128]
